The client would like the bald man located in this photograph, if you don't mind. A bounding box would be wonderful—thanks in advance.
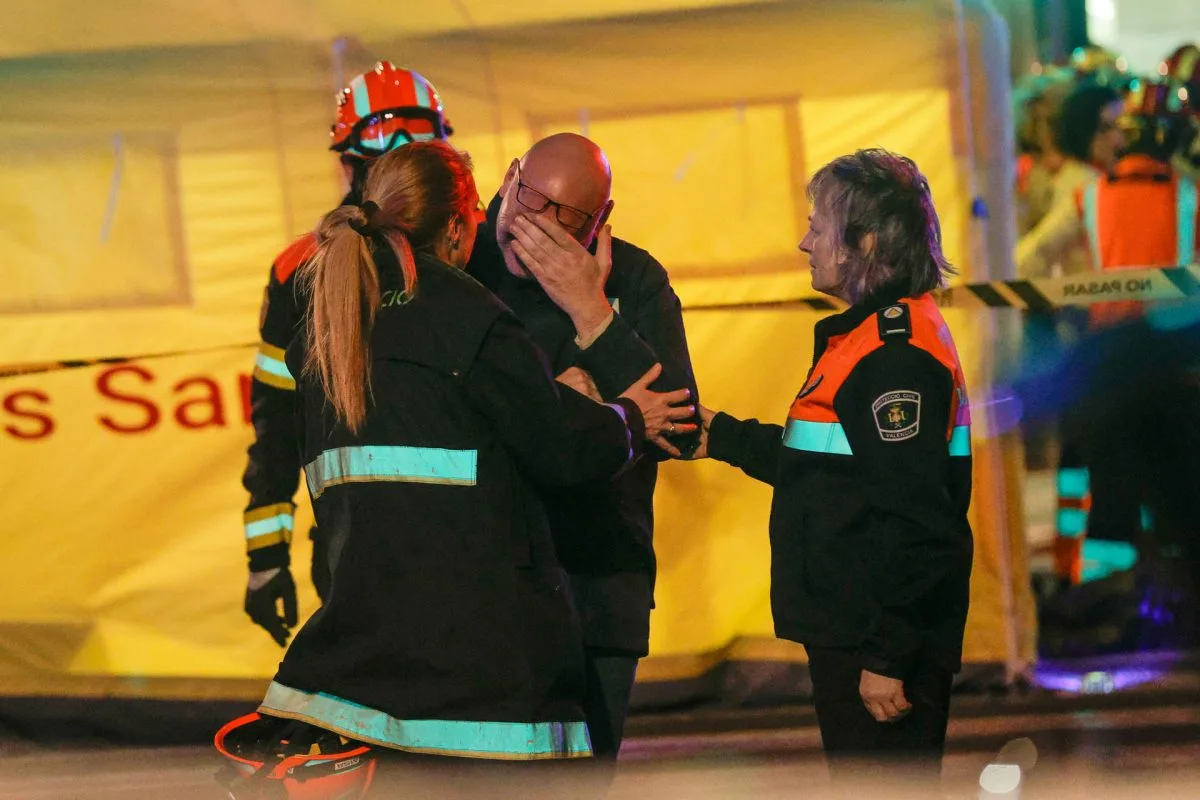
[466,133,701,758]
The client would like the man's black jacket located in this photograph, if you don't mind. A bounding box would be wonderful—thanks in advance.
[467,196,701,654]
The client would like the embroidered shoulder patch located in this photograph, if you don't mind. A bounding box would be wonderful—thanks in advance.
[876,303,912,338]
[872,390,921,441]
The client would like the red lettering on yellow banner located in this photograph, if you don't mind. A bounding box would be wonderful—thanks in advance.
[3,390,55,440]
[239,374,253,426]
[173,376,226,429]
[97,365,161,434]
[5,365,255,440]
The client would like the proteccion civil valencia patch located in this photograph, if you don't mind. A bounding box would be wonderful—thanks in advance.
[872,390,921,441]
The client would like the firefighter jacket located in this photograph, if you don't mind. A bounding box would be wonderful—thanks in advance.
[261,249,644,759]
[466,196,701,656]
[241,231,316,572]
[707,290,974,680]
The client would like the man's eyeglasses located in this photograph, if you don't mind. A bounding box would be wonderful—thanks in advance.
[514,164,600,233]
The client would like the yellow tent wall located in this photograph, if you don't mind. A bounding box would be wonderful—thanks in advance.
[0,0,1034,702]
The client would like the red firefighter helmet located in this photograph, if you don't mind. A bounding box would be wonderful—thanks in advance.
[330,61,453,159]
[214,713,378,800]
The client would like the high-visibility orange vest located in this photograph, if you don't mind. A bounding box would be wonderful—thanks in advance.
[1078,155,1199,326]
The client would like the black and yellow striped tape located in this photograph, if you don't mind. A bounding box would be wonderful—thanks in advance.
[0,344,255,380]
[686,265,1200,312]
[3,266,1199,377]
[934,265,1200,311]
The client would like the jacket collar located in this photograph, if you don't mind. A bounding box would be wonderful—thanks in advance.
[1110,154,1173,182]
[467,194,517,291]
[814,281,912,339]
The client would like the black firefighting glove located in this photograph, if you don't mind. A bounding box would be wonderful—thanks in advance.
[245,567,299,647]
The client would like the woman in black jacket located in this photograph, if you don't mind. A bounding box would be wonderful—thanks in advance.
[692,149,974,789]
[217,141,692,796]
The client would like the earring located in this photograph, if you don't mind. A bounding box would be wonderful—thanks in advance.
[450,238,460,251]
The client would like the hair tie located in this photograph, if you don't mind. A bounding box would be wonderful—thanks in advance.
[349,200,380,236]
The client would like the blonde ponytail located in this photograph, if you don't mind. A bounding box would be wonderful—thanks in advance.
[302,203,382,433]
[297,141,477,433]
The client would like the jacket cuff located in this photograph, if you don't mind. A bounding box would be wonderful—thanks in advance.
[244,502,295,550]
[252,342,298,391]
[860,619,917,681]
[611,397,646,455]
[708,411,746,465]
[574,314,657,400]
[248,542,291,572]
[574,309,616,350]
[859,653,909,681]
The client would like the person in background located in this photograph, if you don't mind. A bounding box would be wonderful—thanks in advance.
[690,149,973,791]
[1005,302,1200,654]
[1078,78,1198,323]
[1015,78,1127,594]
[1046,77,1199,590]
[1016,80,1127,278]
[1013,66,1073,236]
[1011,65,1075,472]
[467,132,702,760]
[242,61,454,645]
[218,140,693,797]
[1013,43,1132,243]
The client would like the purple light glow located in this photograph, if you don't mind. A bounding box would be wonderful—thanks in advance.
[1031,650,1183,694]
[1031,666,1166,694]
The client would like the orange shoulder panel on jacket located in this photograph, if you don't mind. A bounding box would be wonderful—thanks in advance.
[272,231,319,283]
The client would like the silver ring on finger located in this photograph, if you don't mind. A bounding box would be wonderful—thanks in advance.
[669,422,676,434]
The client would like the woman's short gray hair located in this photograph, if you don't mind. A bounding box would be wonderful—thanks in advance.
[807,148,956,304]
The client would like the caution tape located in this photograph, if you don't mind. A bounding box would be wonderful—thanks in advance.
[686,265,1200,312]
[0,343,256,380]
[4,266,1199,377]
[934,265,1200,311]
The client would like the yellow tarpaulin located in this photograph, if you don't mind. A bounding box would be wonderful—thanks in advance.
[0,0,1035,700]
